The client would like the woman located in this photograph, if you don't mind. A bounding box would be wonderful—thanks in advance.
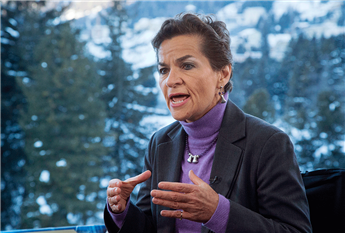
[104,13,312,233]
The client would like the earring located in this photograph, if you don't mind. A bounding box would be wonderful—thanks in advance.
[219,86,226,103]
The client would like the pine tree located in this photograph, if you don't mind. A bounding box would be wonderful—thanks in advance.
[314,91,345,169]
[231,12,279,110]
[98,1,158,182]
[284,35,318,129]
[1,2,27,230]
[1,1,64,229]
[243,88,275,123]
[18,20,107,227]
[281,34,345,171]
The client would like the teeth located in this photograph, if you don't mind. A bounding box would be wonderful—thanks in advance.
[173,99,184,103]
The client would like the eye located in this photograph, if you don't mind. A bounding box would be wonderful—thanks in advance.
[159,67,168,75]
[182,63,194,70]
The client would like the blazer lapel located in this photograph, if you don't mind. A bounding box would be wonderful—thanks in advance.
[156,123,186,232]
[157,124,185,182]
[209,101,246,198]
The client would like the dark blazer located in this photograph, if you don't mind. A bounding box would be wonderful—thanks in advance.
[104,100,312,233]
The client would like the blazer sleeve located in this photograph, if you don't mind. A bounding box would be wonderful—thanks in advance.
[225,132,312,233]
[104,135,157,233]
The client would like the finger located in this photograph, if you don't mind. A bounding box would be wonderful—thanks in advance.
[189,170,204,186]
[124,170,151,186]
[160,210,199,222]
[158,182,194,193]
[151,190,189,203]
[152,197,189,210]
[108,195,121,207]
[109,202,123,213]
[108,179,122,188]
[160,210,184,219]
[107,186,121,197]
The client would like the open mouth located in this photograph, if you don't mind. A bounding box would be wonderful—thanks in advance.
[170,94,190,103]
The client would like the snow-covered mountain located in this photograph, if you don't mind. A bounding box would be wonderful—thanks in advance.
[78,1,344,65]
[72,1,345,151]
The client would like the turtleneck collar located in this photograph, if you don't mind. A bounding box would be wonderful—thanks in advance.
[180,92,228,139]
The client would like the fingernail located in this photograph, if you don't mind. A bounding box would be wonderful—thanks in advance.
[158,183,164,189]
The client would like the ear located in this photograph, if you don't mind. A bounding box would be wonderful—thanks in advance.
[217,64,232,87]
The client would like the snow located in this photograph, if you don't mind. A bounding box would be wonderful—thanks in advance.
[320,132,328,139]
[5,27,19,38]
[303,21,345,39]
[133,85,158,95]
[240,7,266,26]
[272,1,343,23]
[122,17,166,70]
[267,33,292,61]
[36,196,53,215]
[1,37,12,45]
[126,102,168,115]
[41,62,47,68]
[39,150,46,156]
[100,177,110,188]
[314,145,328,159]
[133,17,166,32]
[338,140,345,153]
[237,28,262,49]
[56,159,67,167]
[290,127,312,141]
[217,2,242,26]
[9,18,17,26]
[36,196,46,205]
[34,140,43,148]
[83,0,344,66]
[140,114,175,131]
[91,25,111,44]
[39,170,50,183]
[185,4,197,12]
[218,3,265,30]
[86,41,111,59]
[67,213,79,224]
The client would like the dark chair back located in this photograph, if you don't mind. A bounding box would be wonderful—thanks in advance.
[302,169,345,233]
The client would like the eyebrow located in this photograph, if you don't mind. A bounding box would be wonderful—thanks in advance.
[158,55,194,67]
[176,55,193,64]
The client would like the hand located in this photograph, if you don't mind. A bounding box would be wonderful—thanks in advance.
[150,170,219,223]
[107,170,151,213]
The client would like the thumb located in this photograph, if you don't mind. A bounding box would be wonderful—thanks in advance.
[189,170,204,186]
[125,170,151,186]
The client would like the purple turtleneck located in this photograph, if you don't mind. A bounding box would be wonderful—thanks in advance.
[177,92,229,233]
[107,93,230,233]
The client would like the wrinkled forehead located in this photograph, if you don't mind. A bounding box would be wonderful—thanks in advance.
[157,35,204,64]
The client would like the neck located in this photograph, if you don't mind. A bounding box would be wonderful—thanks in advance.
[180,92,228,139]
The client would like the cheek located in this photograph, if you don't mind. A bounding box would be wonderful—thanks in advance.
[195,79,214,97]
[159,81,168,100]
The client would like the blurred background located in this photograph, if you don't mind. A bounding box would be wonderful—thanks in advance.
[1,0,344,229]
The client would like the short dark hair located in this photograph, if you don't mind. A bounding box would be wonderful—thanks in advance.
[151,13,233,92]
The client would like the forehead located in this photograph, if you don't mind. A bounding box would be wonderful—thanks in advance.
[158,35,204,63]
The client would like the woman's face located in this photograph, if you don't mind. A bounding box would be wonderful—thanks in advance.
[158,35,230,123]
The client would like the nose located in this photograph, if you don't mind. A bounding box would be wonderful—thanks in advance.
[166,68,183,88]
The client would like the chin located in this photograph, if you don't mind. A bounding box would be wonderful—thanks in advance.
[170,112,188,122]
[171,115,186,122]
